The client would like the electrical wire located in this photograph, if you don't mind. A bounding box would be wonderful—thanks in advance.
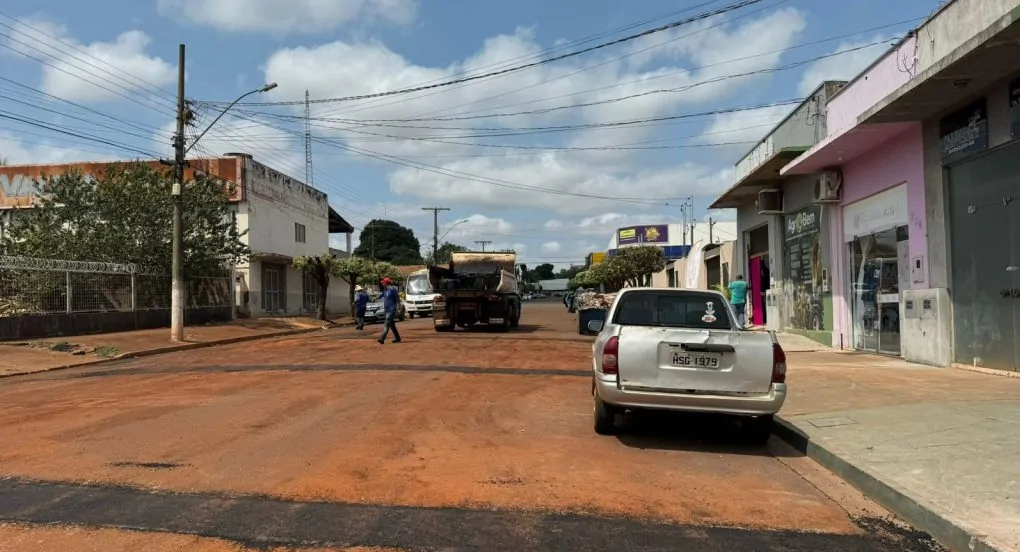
[221,0,767,107]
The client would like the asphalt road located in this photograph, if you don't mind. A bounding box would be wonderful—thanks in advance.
[0,300,944,552]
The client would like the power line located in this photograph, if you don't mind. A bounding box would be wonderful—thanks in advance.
[297,38,899,125]
[221,0,766,107]
[0,109,163,159]
[297,0,734,119]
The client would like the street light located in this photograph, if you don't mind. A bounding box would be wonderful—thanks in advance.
[439,219,469,242]
[169,71,279,342]
[184,82,278,155]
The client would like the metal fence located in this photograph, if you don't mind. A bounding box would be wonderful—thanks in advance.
[0,256,232,318]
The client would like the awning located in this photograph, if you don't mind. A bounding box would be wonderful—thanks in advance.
[709,147,808,209]
[780,122,917,175]
[328,206,354,233]
[858,14,1020,125]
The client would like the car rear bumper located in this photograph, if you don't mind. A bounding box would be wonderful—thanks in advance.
[594,372,786,416]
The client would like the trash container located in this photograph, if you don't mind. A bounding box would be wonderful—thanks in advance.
[578,308,607,335]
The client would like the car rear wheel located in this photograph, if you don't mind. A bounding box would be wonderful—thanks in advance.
[593,392,618,435]
[743,414,774,445]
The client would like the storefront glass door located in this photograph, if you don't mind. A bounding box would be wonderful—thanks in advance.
[848,227,906,355]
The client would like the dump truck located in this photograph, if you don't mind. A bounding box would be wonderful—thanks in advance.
[430,251,521,332]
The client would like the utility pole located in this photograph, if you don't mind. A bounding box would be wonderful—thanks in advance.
[475,240,492,252]
[708,217,716,244]
[304,89,313,187]
[170,43,186,342]
[421,206,449,261]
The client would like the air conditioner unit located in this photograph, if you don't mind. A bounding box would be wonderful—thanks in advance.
[814,170,843,203]
[757,189,783,214]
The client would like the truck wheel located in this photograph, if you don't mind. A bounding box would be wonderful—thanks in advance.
[509,303,520,328]
[409,312,415,319]
[743,414,774,445]
[593,393,618,435]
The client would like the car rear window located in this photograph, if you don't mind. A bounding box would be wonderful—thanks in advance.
[611,290,732,330]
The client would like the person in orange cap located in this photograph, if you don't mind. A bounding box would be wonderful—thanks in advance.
[377,277,402,344]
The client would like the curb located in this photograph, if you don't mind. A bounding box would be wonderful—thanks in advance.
[0,326,328,381]
[773,417,1002,552]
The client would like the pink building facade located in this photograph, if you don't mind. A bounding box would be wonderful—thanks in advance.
[822,126,926,351]
[782,35,927,356]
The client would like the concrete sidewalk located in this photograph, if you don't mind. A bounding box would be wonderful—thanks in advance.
[0,316,348,378]
[777,341,1020,552]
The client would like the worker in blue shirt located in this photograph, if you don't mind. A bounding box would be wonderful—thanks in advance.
[377,277,402,344]
[728,275,749,328]
[353,285,370,330]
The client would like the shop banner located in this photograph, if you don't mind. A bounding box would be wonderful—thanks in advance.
[783,205,828,332]
[940,99,988,165]
[617,224,669,245]
[1011,77,1020,138]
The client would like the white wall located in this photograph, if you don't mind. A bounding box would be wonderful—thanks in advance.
[242,157,330,258]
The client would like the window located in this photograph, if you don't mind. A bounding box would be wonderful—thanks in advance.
[294,222,306,243]
[612,290,732,330]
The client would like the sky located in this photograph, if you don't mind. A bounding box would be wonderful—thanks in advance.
[0,0,940,268]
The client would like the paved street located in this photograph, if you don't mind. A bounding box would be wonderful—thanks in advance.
[0,301,942,551]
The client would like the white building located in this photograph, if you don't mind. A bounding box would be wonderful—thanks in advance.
[0,154,356,317]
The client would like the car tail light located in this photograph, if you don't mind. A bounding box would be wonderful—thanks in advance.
[602,336,619,375]
[771,342,787,384]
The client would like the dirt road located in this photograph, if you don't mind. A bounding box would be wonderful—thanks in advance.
[0,300,941,551]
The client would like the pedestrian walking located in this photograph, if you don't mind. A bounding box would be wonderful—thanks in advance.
[353,285,369,330]
[377,277,402,344]
[728,274,749,329]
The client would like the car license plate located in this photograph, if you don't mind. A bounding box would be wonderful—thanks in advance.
[489,318,504,324]
[672,352,720,369]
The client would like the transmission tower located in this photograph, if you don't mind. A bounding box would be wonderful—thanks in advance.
[304,89,313,186]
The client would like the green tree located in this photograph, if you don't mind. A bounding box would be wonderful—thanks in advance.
[353,219,423,265]
[533,263,556,280]
[614,246,666,287]
[0,163,248,275]
[424,241,469,265]
[369,261,403,286]
[334,256,373,310]
[293,254,344,321]
[556,265,584,279]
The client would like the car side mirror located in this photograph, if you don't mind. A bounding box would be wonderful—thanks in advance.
[587,320,604,332]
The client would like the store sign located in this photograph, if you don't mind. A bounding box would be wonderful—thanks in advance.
[843,184,908,242]
[1010,77,1020,138]
[939,99,988,164]
[783,205,828,332]
[617,224,669,245]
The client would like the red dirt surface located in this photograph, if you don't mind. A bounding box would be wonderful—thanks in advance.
[0,523,401,552]
[0,301,871,538]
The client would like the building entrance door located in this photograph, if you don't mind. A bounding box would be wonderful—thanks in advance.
[948,142,1020,372]
[848,227,906,355]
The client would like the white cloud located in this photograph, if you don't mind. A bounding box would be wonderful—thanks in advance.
[260,8,808,214]
[2,18,174,103]
[797,35,894,96]
[158,0,417,34]
[0,131,123,165]
[442,214,514,242]
[541,241,562,254]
